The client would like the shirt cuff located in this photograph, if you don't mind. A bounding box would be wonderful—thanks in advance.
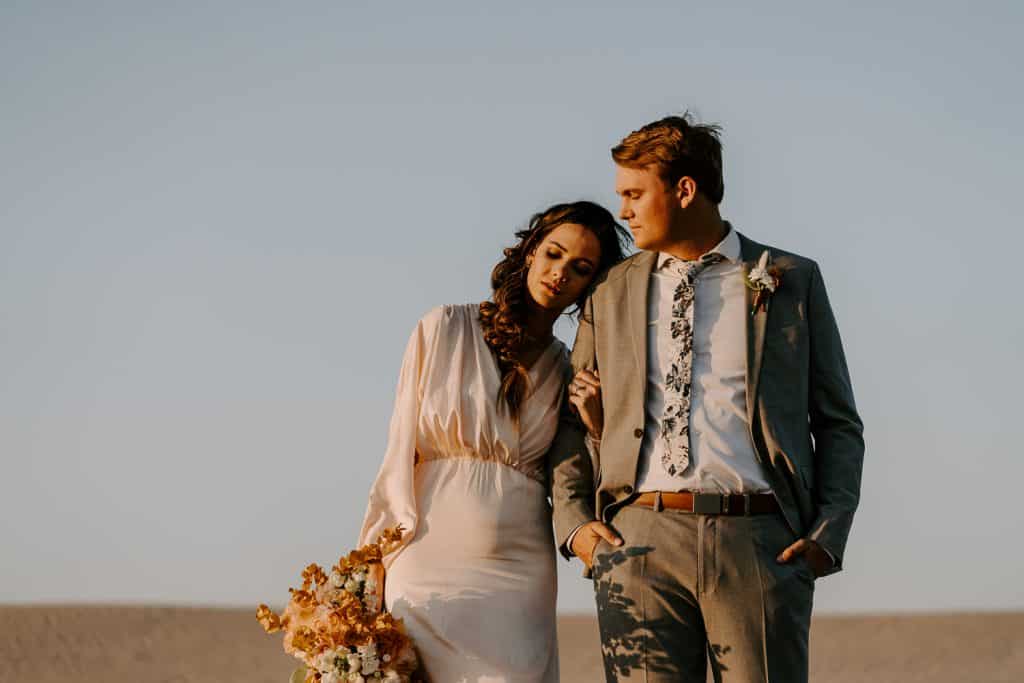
[565,523,586,557]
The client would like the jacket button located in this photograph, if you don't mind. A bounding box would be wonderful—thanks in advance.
[634,428,644,438]
[623,485,634,494]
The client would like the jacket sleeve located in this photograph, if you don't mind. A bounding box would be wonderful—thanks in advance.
[804,264,865,574]
[547,295,599,560]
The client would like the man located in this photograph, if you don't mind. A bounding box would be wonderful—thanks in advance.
[548,114,864,682]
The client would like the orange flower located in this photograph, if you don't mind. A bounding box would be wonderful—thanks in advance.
[301,563,328,590]
[288,588,318,610]
[286,626,318,655]
[377,525,405,552]
[256,604,283,633]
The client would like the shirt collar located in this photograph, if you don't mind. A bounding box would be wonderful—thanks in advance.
[656,223,740,270]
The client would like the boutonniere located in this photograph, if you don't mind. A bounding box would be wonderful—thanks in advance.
[745,250,782,315]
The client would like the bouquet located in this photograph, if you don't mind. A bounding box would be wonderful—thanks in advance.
[257,527,420,683]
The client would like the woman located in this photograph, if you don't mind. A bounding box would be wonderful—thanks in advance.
[358,201,629,682]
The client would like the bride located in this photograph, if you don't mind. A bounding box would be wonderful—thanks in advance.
[359,201,628,682]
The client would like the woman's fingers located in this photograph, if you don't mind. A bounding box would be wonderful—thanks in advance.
[574,369,601,389]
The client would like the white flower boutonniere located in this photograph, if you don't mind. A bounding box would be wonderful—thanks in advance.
[745,250,783,315]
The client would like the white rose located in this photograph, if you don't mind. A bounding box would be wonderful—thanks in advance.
[346,653,362,671]
[753,251,777,290]
[330,571,345,588]
[756,250,770,272]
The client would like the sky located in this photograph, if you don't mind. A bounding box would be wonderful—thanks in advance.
[2,1,1023,614]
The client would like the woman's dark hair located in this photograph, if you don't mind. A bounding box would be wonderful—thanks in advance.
[479,201,630,421]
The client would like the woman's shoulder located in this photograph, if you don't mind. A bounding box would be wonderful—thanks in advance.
[415,303,480,337]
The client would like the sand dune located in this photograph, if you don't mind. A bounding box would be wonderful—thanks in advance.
[1,606,1021,682]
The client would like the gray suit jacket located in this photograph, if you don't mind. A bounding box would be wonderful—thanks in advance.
[547,232,864,578]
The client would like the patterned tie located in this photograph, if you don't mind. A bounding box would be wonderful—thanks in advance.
[660,252,726,477]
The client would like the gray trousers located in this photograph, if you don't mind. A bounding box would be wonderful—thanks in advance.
[592,505,815,682]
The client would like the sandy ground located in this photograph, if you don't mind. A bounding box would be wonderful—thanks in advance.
[1,606,1022,682]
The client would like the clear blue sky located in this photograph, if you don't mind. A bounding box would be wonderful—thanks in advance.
[2,1,1022,613]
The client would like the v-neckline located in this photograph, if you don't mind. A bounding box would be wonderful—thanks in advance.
[474,315,562,382]
[520,337,560,376]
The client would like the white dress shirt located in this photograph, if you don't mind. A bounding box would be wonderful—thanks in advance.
[635,227,771,494]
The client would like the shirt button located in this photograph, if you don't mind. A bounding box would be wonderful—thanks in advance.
[634,428,644,438]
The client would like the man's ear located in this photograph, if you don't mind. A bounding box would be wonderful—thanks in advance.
[676,176,698,209]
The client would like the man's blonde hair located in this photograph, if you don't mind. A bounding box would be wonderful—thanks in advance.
[612,113,725,204]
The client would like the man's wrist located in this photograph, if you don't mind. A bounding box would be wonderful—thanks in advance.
[566,523,586,557]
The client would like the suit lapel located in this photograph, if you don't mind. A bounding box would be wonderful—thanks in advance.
[739,233,769,423]
[625,251,657,393]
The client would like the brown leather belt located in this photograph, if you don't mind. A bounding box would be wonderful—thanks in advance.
[629,491,779,516]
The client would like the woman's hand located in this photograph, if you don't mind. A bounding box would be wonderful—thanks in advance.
[568,369,603,439]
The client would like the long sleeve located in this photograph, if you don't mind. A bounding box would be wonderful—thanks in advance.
[547,295,599,561]
[358,308,442,567]
[804,264,864,572]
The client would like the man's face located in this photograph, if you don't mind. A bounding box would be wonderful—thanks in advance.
[614,164,683,252]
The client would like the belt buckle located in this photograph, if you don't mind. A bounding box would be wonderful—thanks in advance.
[692,493,721,514]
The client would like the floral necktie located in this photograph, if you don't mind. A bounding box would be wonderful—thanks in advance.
[660,252,725,477]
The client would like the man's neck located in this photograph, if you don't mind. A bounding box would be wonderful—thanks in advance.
[661,215,728,261]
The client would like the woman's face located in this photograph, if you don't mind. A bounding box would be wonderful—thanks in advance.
[525,222,602,313]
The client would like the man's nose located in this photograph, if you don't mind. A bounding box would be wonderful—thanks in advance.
[619,201,631,220]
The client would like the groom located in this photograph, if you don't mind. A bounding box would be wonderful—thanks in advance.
[548,114,864,682]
